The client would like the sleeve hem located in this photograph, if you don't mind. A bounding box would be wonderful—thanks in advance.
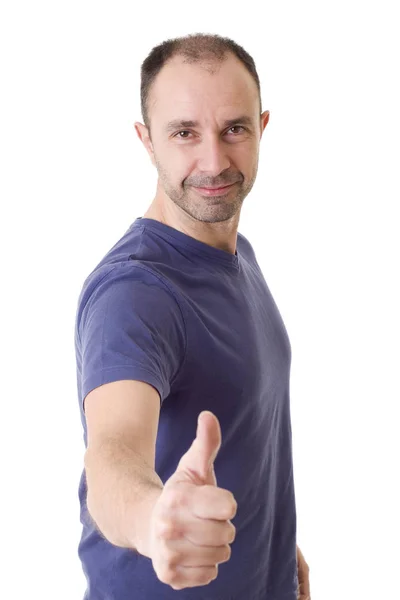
[82,366,166,412]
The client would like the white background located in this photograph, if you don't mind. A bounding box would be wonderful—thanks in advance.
[1,1,399,598]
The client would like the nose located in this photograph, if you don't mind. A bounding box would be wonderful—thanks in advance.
[196,135,231,176]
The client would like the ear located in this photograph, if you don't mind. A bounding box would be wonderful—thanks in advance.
[259,110,270,138]
[134,122,156,167]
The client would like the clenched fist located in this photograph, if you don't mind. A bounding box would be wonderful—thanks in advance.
[148,411,237,590]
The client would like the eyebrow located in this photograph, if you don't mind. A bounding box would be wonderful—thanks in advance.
[165,115,254,133]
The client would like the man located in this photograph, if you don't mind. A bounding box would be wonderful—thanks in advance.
[75,33,311,599]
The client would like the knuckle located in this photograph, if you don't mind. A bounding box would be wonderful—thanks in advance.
[167,486,187,510]
[220,492,237,519]
[224,545,232,561]
[218,545,231,563]
[169,570,185,590]
[157,566,176,586]
[229,495,238,517]
[209,565,218,581]
[157,518,178,540]
[226,523,236,543]
[164,549,181,569]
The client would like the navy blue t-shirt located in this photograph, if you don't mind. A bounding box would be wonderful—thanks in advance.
[74,217,298,600]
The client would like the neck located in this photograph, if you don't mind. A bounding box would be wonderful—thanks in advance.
[143,197,239,255]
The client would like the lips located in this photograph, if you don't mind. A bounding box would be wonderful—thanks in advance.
[192,182,237,196]
[200,183,232,190]
[201,184,232,190]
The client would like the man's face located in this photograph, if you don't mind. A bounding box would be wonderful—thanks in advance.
[143,54,268,224]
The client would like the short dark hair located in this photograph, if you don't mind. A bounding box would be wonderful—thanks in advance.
[140,32,262,136]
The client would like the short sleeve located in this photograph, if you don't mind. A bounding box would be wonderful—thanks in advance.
[78,265,186,410]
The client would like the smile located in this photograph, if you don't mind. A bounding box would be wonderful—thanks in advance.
[192,183,237,196]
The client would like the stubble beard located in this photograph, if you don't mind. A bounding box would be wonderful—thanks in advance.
[155,158,258,224]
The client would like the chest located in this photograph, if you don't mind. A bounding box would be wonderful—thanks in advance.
[176,269,292,406]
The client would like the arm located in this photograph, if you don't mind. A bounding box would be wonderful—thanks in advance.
[83,379,163,558]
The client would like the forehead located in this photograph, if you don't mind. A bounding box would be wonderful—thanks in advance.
[148,54,259,124]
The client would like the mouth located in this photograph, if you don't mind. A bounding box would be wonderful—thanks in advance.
[192,182,237,196]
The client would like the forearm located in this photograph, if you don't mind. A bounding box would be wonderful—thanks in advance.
[84,438,163,557]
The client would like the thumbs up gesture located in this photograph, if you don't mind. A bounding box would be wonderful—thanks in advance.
[148,411,237,590]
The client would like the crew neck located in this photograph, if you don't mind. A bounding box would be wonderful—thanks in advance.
[132,217,240,270]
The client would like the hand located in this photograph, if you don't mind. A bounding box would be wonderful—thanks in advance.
[148,411,237,590]
[296,544,311,599]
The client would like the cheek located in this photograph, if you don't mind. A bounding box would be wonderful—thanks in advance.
[170,152,196,185]
[240,149,258,177]
[157,148,186,180]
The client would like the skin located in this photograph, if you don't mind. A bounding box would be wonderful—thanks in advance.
[135,51,311,597]
[134,52,270,255]
[297,545,311,599]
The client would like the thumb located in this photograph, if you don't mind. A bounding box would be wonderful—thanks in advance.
[174,411,222,486]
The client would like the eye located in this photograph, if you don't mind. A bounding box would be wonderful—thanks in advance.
[227,126,245,134]
[174,130,192,139]
[173,126,246,140]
